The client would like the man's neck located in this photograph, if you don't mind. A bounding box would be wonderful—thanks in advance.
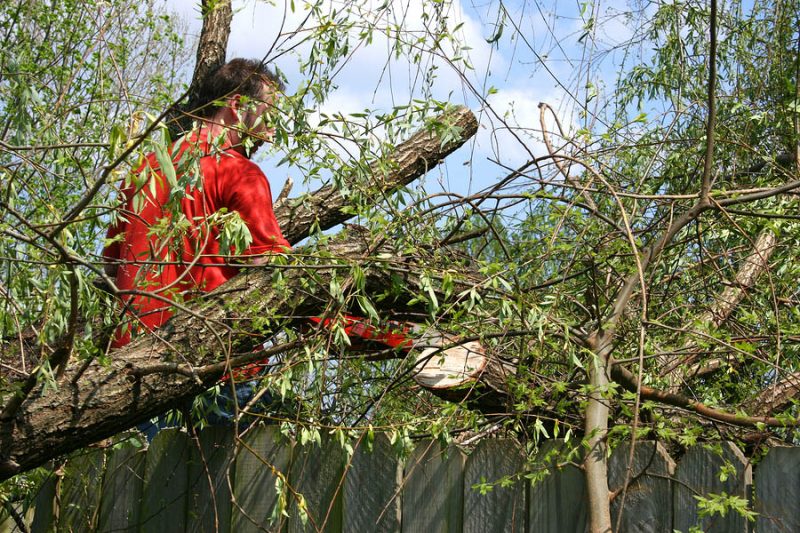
[195,121,246,157]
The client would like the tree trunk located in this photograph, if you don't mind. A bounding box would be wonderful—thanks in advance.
[583,332,613,533]
[172,0,233,136]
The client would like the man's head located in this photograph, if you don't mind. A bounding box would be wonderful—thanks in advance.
[194,58,285,157]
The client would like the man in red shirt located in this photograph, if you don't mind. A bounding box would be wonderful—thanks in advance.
[104,58,290,347]
[105,59,483,428]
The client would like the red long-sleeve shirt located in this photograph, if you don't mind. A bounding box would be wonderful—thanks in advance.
[104,135,290,347]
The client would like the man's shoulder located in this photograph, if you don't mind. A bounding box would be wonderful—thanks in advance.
[203,151,272,200]
[205,150,264,175]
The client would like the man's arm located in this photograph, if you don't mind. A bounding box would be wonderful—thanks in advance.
[224,162,291,255]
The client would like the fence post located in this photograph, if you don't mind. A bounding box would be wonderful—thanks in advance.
[402,439,465,533]
[343,433,402,532]
[56,447,106,532]
[232,424,293,532]
[29,474,57,533]
[97,439,146,531]
[186,425,235,533]
[608,441,674,532]
[528,439,588,533]
[754,446,800,532]
[139,428,191,532]
[463,439,526,533]
[673,442,751,532]
[287,434,345,533]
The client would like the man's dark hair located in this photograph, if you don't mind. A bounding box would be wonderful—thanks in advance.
[192,58,285,118]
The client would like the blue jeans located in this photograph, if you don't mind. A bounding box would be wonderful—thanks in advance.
[136,380,274,441]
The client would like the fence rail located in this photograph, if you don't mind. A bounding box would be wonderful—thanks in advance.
[1,425,798,532]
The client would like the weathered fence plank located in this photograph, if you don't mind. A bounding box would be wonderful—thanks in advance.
[97,441,146,532]
[288,435,345,533]
[528,439,587,533]
[754,446,800,533]
[57,448,106,532]
[0,501,29,533]
[29,475,56,533]
[463,439,526,533]
[402,440,465,533]
[186,425,235,533]
[139,429,191,532]
[21,434,793,532]
[673,442,751,533]
[232,425,293,532]
[608,441,674,533]
[343,433,402,533]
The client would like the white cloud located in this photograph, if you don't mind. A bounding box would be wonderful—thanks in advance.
[478,87,577,169]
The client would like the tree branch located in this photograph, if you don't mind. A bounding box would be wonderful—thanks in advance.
[275,106,478,245]
[659,228,778,388]
[611,360,795,428]
[173,0,233,135]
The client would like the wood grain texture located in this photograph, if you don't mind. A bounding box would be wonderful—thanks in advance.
[288,436,345,533]
[754,446,800,533]
[608,441,675,533]
[413,338,487,389]
[57,448,106,532]
[673,442,751,533]
[528,439,588,533]
[29,475,56,533]
[232,425,293,533]
[402,440,465,533]
[463,439,526,533]
[97,443,146,532]
[343,433,402,533]
[186,425,235,533]
[139,429,191,533]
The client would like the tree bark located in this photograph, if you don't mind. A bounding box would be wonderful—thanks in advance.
[172,0,233,135]
[746,371,800,417]
[584,332,613,533]
[275,106,478,245]
[0,108,479,481]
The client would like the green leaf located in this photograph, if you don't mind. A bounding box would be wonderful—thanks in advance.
[154,143,177,190]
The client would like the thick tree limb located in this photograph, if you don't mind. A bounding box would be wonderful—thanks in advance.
[747,371,800,417]
[0,108,478,480]
[660,228,778,389]
[191,0,233,97]
[0,239,356,477]
[275,106,478,245]
[172,0,233,135]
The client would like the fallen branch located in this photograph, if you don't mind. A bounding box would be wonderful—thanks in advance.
[745,371,800,417]
[275,106,478,245]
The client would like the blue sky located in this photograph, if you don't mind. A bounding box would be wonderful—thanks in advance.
[166,0,644,201]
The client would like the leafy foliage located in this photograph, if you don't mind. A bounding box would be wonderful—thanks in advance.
[1,0,800,526]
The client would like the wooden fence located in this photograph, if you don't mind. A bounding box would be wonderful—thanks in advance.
[1,425,799,532]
